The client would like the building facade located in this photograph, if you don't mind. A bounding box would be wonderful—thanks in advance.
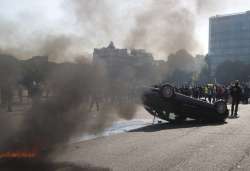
[208,11,250,72]
[93,42,160,84]
[93,42,154,68]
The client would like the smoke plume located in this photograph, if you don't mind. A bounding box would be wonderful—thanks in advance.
[67,0,114,34]
[0,58,137,170]
[196,0,224,14]
[125,0,199,57]
[0,0,224,60]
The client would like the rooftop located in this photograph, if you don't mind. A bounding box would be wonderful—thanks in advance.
[210,10,250,19]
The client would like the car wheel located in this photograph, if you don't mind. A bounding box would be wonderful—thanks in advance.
[214,100,227,114]
[161,85,174,98]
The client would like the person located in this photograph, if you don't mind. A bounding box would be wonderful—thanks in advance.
[204,85,208,101]
[18,84,23,103]
[230,80,242,118]
[192,86,199,98]
[30,81,42,105]
[1,83,13,112]
[207,85,213,103]
[198,86,203,99]
[212,85,217,103]
[242,83,249,104]
[224,85,230,103]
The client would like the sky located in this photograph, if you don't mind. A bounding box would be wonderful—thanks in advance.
[1,0,250,60]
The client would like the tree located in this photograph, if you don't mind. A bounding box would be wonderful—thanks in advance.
[167,69,193,85]
[167,49,195,74]
[215,60,248,84]
[197,64,211,84]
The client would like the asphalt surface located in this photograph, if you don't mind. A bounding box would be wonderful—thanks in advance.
[55,105,250,171]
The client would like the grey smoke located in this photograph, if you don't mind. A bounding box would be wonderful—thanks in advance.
[0,58,138,155]
[38,35,78,62]
[0,0,223,60]
[196,0,223,14]
[68,0,113,33]
[64,0,116,47]
[125,0,199,57]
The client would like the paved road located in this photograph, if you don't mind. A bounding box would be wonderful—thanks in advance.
[55,105,250,171]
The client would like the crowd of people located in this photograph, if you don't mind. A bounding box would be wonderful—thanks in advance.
[178,84,227,103]
[176,80,250,118]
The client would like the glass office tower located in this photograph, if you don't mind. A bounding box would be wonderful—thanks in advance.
[208,11,250,72]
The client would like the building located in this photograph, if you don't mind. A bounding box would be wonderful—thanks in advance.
[207,11,250,72]
[93,42,154,68]
[93,42,130,67]
[130,49,154,67]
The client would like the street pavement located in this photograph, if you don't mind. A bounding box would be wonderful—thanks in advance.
[55,105,250,171]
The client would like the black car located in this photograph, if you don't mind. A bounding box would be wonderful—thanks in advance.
[142,84,229,122]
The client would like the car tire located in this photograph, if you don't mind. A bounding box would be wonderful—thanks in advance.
[214,100,227,114]
[161,85,174,98]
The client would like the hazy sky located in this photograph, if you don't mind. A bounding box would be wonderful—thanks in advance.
[1,0,250,60]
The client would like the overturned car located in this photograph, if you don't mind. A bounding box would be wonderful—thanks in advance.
[142,84,229,123]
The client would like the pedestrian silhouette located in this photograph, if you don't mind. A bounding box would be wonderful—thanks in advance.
[230,80,242,118]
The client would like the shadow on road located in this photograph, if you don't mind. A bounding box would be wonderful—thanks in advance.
[0,160,111,171]
[129,120,227,133]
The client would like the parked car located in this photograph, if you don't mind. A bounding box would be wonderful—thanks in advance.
[142,83,229,122]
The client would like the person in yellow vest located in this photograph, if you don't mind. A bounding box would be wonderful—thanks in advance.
[204,85,208,101]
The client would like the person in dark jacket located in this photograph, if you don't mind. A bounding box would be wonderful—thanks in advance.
[230,80,242,118]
